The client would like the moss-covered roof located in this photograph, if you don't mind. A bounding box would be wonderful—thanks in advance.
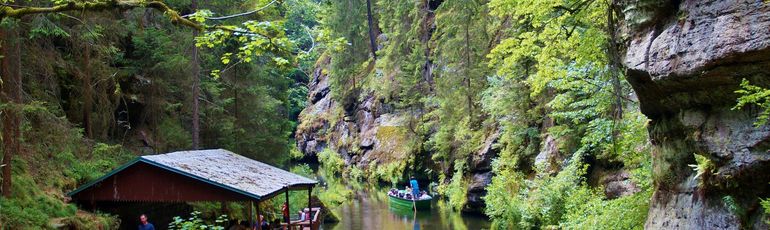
[68,149,316,201]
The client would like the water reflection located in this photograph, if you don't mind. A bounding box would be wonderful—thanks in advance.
[321,186,491,230]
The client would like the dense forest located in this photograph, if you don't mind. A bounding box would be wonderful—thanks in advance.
[0,0,319,228]
[2,0,770,229]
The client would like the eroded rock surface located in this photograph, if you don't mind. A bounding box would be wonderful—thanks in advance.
[295,57,414,169]
[620,0,770,228]
[464,131,500,213]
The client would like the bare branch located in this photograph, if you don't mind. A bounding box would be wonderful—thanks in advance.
[181,0,277,21]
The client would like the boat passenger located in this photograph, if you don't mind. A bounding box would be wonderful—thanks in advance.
[259,215,269,230]
[410,176,420,200]
[420,191,430,200]
[298,208,310,221]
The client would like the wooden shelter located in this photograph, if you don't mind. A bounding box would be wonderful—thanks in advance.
[68,149,318,229]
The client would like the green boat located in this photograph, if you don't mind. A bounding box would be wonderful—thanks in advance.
[388,190,432,211]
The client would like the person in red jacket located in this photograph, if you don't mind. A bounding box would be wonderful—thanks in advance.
[281,202,290,225]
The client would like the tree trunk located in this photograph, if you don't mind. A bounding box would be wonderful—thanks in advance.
[464,12,473,119]
[1,22,22,198]
[607,0,624,154]
[232,65,240,153]
[191,0,201,150]
[83,43,93,138]
[365,0,377,59]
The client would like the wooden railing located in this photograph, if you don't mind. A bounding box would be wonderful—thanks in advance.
[280,207,321,230]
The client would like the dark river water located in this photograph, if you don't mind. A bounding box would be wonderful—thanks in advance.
[320,187,492,230]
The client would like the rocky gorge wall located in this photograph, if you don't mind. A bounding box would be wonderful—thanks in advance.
[621,0,770,228]
[294,55,499,213]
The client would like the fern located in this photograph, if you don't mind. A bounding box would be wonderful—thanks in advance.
[733,78,770,126]
[688,154,715,179]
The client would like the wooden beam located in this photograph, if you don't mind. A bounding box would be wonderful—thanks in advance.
[285,188,290,230]
[308,186,312,230]
[255,201,261,230]
[248,201,254,229]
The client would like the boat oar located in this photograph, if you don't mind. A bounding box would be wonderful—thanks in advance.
[412,195,417,212]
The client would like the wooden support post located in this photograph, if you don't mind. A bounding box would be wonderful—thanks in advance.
[308,186,312,230]
[248,201,254,229]
[256,201,262,230]
[285,187,290,230]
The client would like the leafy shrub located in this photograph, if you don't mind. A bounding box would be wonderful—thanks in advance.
[289,144,306,160]
[761,198,770,224]
[445,161,469,211]
[168,211,227,230]
[347,166,364,182]
[157,117,193,152]
[318,148,346,176]
[688,153,715,187]
[370,161,406,185]
[486,148,652,229]
[561,188,650,229]
[59,212,120,230]
[733,78,770,126]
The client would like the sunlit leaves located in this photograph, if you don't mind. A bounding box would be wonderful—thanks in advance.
[483,0,652,228]
[191,8,294,77]
[189,10,213,24]
[733,78,770,126]
[487,0,609,97]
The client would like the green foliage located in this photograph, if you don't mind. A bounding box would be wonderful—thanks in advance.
[0,176,59,228]
[347,165,365,182]
[371,0,424,105]
[688,153,715,186]
[289,144,306,159]
[1,0,322,228]
[733,78,770,126]
[311,164,356,214]
[761,198,770,224]
[479,0,654,226]
[0,98,133,228]
[486,147,652,229]
[318,148,346,175]
[560,188,650,229]
[445,161,469,211]
[310,1,654,228]
[320,0,371,100]
[66,143,134,185]
[369,161,408,186]
[157,117,194,152]
[168,211,227,230]
[722,195,749,225]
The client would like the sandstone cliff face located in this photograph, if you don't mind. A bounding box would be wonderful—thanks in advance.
[621,0,770,228]
[295,56,414,168]
[295,55,498,213]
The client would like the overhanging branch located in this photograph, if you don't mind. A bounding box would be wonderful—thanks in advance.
[181,0,277,21]
[0,0,203,31]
